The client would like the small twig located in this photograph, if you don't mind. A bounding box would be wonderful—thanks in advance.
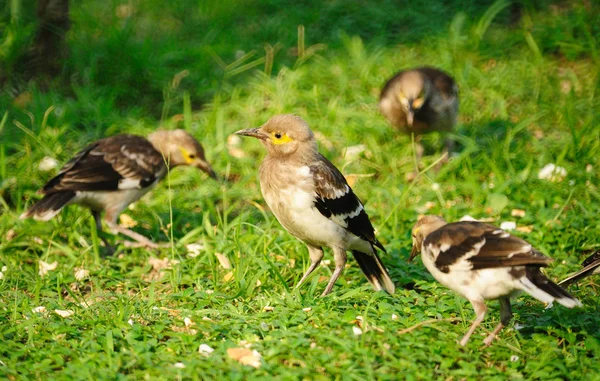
[397,317,460,335]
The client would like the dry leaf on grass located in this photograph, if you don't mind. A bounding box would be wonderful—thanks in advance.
[74,267,90,281]
[148,257,179,271]
[32,306,47,313]
[198,344,214,357]
[119,214,138,228]
[215,253,232,269]
[186,243,204,258]
[223,271,234,282]
[511,209,526,218]
[38,157,59,172]
[263,306,274,312]
[54,309,74,318]
[39,260,58,278]
[227,348,262,368]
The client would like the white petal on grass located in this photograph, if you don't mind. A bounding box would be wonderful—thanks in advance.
[538,163,567,182]
[1,266,6,272]
[39,260,58,278]
[38,156,59,172]
[352,326,363,336]
[74,267,90,281]
[302,307,312,312]
[184,317,194,327]
[391,314,398,320]
[199,344,215,357]
[174,362,186,369]
[431,183,440,191]
[32,306,47,313]
[511,355,519,362]
[186,243,204,258]
[55,309,74,318]
[128,319,134,326]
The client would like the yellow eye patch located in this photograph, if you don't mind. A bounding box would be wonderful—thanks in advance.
[271,132,293,145]
[411,97,425,109]
[179,147,195,164]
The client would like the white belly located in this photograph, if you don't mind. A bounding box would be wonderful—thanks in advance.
[422,252,518,302]
[75,185,154,223]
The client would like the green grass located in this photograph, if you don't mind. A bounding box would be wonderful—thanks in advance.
[1,0,600,379]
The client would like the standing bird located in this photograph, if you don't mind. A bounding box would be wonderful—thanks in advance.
[235,114,395,296]
[21,130,217,249]
[379,67,458,153]
[559,251,600,287]
[410,215,581,346]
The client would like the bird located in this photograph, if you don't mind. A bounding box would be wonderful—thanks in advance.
[234,114,395,296]
[559,251,600,287]
[20,129,217,250]
[410,215,581,346]
[379,67,458,153]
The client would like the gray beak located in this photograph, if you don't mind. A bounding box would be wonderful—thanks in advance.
[409,245,419,262]
[234,128,269,141]
[195,159,218,180]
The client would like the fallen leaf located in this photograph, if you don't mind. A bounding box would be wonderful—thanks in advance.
[263,306,274,312]
[302,307,312,312]
[186,243,204,258]
[184,317,194,327]
[223,271,234,282]
[343,144,366,162]
[516,225,533,233]
[173,362,186,369]
[227,348,262,368]
[38,157,59,172]
[511,209,526,218]
[5,229,16,241]
[119,214,138,228]
[215,253,232,269]
[32,306,47,313]
[74,267,90,281]
[198,344,215,357]
[39,260,58,278]
[500,221,517,231]
[54,309,74,318]
[538,163,567,182]
[148,257,179,271]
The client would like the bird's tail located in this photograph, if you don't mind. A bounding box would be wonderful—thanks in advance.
[352,250,395,294]
[558,260,600,287]
[519,266,581,308]
[20,191,75,221]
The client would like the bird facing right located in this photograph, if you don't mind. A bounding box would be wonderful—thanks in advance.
[379,67,458,151]
[410,215,581,347]
[235,114,395,297]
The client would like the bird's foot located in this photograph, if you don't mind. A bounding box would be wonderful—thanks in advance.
[482,333,497,347]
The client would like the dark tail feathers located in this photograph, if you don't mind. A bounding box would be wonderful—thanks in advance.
[352,250,395,294]
[558,258,600,287]
[523,266,581,308]
[20,191,75,221]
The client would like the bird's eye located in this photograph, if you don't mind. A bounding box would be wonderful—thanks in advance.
[274,133,282,139]
[189,154,196,159]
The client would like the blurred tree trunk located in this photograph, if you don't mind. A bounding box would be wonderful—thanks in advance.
[23,0,70,81]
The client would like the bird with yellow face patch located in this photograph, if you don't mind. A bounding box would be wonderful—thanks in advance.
[379,67,458,153]
[21,130,217,250]
[235,114,395,296]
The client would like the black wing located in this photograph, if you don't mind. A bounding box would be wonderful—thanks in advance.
[42,134,165,194]
[425,221,551,273]
[309,154,385,252]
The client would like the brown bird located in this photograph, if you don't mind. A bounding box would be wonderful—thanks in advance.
[559,251,600,287]
[21,130,217,249]
[410,215,581,346]
[379,67,458,153]
[235,114,395,296]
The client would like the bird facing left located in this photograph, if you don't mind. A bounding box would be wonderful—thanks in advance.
[235,114,395,296]
[20,129,217,250]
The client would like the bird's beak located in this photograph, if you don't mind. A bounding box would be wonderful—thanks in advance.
[234,128,269,141]
[409,245,419,262]
[406,111,414,126]
[195,159,218,180]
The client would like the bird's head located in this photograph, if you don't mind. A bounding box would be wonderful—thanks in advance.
[234,114,317,157]
[148,129,217,179]
[409,215,447,261]
[395,71,430,126]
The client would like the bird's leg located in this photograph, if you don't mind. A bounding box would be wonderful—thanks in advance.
[295,245,324,289]
[321,247,347,297]
[91,210,114,254]
[459,300,487,347]
[483,297,513,346]
[106,221,161,249]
